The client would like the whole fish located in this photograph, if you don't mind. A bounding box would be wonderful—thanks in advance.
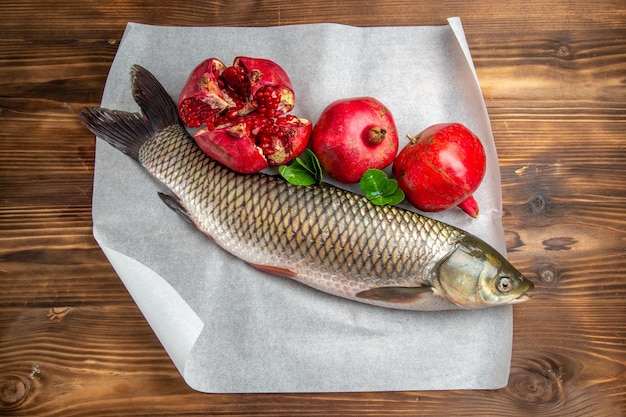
[79,65,533,311]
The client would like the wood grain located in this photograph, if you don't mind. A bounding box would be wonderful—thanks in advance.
[1,0,625,415]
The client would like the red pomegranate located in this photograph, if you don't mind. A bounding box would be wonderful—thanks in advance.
[311,97,399,184]
[178,56,311,173]
[392,123,486,217]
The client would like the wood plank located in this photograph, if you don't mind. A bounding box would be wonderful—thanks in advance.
[1,1,625,36]
[1,306,623,416]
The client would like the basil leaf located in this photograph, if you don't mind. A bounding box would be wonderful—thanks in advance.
[382,178,399,197]
[279,149,322,186]
[359,169,388,197]
[359,169,405,206]
[278,164,317,185]
[384,188,405,205]
[298,149,321,178]
[370,189,405,206]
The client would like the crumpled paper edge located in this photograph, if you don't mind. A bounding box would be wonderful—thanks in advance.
[98,245,204,375]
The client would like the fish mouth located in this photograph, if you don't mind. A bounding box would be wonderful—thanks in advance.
[510,279,534,304]
[511,293,531,304]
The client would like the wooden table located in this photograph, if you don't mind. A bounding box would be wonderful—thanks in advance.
[1,1,624,415]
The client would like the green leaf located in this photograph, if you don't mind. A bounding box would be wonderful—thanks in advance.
[382,178,399,196]
[359,169,389,197]
[278,149,322,186]
[298,148,323,181]
[384,187,405,205]
[278,164,315,186]
[368,189,405,206]
[359,169,405,206]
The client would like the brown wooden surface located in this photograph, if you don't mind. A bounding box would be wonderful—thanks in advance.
[1,1,625,416]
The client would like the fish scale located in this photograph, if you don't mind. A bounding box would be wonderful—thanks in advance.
[79,65,533,311]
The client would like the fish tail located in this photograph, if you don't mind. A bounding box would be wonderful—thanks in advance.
[130,65,179,129]
[78,65,179,160]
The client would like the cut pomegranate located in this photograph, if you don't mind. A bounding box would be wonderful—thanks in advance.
[178,58,237,128]
[178,56,308,173]
[193,113,311,174]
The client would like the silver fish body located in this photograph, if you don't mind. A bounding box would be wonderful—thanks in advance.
[80,65,533,311]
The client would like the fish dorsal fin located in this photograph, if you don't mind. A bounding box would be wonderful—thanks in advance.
[356,286,432,304]
[158,192,194,225]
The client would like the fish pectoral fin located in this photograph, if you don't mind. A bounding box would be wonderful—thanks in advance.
[356,286,433,304]
[158,192,194,225]
[249,263,298,279]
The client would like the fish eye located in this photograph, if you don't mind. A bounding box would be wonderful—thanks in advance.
[497,277,513,293]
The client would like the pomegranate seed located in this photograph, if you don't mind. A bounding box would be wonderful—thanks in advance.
[253,85,286,116]
[179,97,219,128]
[220,65,250,102]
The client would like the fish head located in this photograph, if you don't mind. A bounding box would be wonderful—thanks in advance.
[431,236,534,308]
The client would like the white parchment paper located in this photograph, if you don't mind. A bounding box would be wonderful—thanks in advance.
[92,18,514,393]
